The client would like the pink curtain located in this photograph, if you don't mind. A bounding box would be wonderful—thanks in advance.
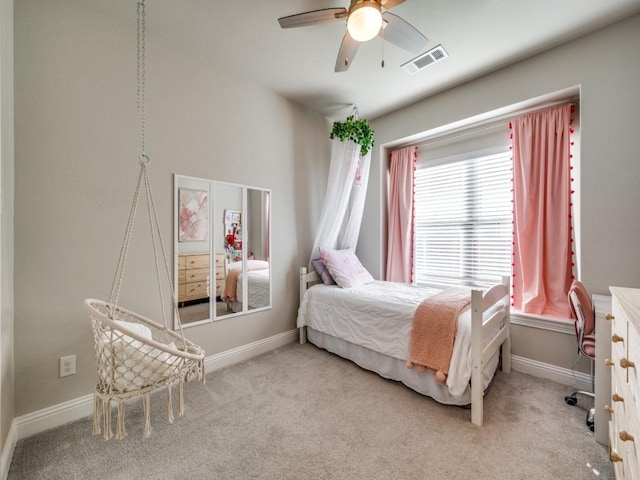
[386,146,416,283]
[511,104,573,317]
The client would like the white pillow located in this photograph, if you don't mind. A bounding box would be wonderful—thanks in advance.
[100,320,178,392]
[320,248,374,288]
[114,320,152,340]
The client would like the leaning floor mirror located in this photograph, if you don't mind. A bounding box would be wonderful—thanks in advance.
[174,175,272,328]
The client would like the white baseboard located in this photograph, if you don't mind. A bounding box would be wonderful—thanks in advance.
[15,329,298,441]
[203,329,298,374]
[16,393,94,441]
[511,354,592,392]
[0,420,17,480]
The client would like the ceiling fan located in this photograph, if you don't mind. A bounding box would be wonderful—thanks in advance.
[277,0,428,72]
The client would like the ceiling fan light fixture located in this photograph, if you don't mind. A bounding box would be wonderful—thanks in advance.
[347,1,382,42]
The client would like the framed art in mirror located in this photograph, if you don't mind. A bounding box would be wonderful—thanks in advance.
[178,188,209,242]
[174,176,212,327]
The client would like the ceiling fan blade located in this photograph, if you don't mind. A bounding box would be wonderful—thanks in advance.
[380,0,406,9]
[380,11,428,53]
[278,8,347,29]
[335,32,360,72]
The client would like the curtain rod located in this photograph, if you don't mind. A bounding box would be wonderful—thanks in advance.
[404,99,577,150]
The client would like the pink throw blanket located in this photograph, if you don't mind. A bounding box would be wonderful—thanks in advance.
[223,268,242,302]
[406,287,472,384]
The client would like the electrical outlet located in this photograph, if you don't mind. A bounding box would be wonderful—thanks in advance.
[60,354,76,377]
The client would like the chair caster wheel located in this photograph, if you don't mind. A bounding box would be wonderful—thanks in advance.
[565,395,577,406]
[587,408,595,432]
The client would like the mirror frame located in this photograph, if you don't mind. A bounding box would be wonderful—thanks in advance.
[173,174,272,329]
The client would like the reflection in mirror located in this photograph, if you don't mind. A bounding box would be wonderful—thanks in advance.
[245,188,271,312]
[213,182,242,319]
[215,183,271,319]
[174,176,212,327]
[174,175,271,327]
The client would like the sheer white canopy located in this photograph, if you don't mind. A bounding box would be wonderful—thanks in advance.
[309,138,371,266]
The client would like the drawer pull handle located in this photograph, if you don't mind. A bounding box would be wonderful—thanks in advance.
[605,313,615,321]
[620,358,636,369]
[612,393,624,403]
[620,431,635,442]
[605,359,615,367]
[610,451,623,463]
[612,334,625,343]
[604,405,614,414]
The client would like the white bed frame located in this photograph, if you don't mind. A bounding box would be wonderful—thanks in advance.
[298,268,511,427]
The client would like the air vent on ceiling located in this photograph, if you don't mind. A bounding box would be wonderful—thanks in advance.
[401,44,449,75]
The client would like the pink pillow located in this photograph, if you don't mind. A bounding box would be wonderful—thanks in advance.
[320,248,374,288]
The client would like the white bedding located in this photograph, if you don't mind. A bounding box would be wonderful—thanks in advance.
[228,264,270,313]
[297,281,502,398]
[238,268,270,309]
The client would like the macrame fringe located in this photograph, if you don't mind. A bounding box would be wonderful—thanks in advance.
[92,394,102,436]
[166,385,174,424]
[143,394,152,438]
[103,398,112,441]
[116,399,127,440]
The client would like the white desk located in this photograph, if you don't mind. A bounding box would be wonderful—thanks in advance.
[593,293,612,446]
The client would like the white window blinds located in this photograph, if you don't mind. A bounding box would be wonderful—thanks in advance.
[414,126,512,288]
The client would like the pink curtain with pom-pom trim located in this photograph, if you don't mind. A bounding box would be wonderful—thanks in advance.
[511,104,573,317]
[386,146,416,283]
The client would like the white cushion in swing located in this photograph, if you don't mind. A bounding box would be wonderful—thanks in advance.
[99,320,180,392]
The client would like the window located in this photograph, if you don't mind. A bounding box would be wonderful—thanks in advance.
[414,132,512,289]
[408,101,577,318]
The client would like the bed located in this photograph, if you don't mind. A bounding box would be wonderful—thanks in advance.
[223,260,270,312]
[297,267,511,426]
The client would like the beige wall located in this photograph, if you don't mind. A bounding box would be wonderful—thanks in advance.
[13,0,329,415]
[361,14,640,371]
[0,0,15,460]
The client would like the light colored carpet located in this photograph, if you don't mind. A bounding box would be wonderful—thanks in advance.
[8,343,613,479]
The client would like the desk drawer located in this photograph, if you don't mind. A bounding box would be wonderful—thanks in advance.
[611,420,627,478]
[215,268,225,281]
[627,325,640,404]
[185,267,209,283]
[185,254,209,269]
[612,332,628,384]
[612,299,627,344]
[184,281,208,300]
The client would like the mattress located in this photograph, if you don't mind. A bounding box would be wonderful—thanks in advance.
[229,269,271,312]
[238,268,270,309]
[297,281,501,398]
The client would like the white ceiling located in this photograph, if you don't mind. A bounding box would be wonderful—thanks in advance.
[85,0,640,120]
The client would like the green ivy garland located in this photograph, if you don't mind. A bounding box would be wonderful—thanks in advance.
[329,115,375,156]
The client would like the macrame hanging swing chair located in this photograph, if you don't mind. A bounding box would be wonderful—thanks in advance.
[83,0,205,440]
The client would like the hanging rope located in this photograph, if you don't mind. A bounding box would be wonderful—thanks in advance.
[107,0,186,341]
[137,0,147,157]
